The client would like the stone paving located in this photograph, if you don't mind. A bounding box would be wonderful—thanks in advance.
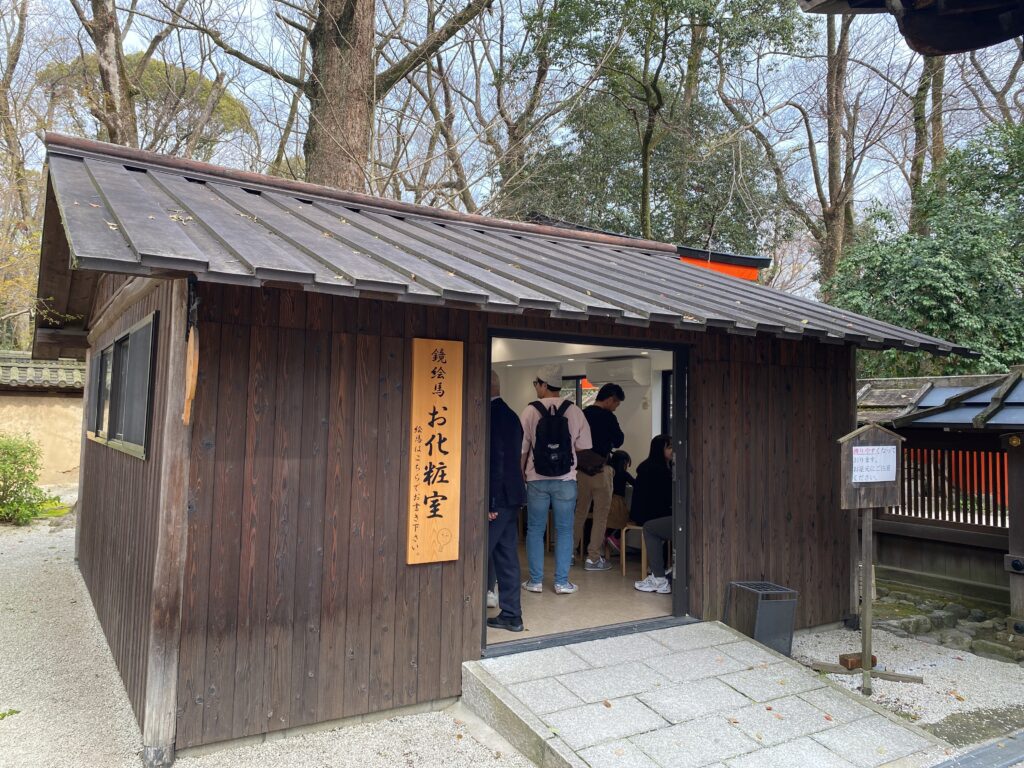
[463,622,956,768]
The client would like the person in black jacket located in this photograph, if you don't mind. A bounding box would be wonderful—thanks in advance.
[632,435,674,595]
[573,383,625,571]
[487,370,527,631]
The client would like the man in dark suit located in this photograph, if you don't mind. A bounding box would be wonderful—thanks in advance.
[487,369,526,631]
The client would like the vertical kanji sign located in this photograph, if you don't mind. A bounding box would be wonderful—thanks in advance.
[407,338,464,564]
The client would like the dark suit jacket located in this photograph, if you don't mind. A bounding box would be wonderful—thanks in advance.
[490,397,527,509]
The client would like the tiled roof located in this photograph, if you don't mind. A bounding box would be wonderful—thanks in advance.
[0,350,86,391]
[39,133,975,356]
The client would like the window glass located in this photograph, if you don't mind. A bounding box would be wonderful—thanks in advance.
[89,312,157,457]
[97,348,113,437]
[111,336,130,440]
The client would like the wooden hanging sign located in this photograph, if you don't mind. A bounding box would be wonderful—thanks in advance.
[406,338,464,565]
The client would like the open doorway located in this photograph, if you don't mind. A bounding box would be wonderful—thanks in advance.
[486,334,687,647]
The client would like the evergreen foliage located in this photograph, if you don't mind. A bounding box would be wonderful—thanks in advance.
[827,124,1024,377]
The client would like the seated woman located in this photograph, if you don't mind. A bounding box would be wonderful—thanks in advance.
[631,434,673,595]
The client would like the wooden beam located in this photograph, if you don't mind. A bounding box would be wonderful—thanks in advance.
[34,327,89,350]
[141,279,192,767]
[807,661,924,684]
[89,277,161,344]
[75,347,91,563]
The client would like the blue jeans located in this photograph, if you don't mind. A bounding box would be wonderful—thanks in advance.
[526,479,578,586]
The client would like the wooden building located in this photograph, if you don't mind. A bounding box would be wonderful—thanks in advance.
[32,134,970,766]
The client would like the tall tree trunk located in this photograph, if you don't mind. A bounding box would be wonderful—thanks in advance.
[819,15,852,286]
[82,0,138,146]
[639,107,658,240]
[304,0,376,190]
[908,57,933,235]
[929,55,946,190]
[0,0,30,230]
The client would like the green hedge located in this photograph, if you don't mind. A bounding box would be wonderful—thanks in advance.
[0,433,52,525]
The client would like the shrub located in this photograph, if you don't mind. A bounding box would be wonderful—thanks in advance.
[0,433,50,525]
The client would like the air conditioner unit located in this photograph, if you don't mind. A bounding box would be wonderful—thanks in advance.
[585,358,651,387]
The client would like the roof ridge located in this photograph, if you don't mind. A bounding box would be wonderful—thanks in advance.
[44,132,678,255]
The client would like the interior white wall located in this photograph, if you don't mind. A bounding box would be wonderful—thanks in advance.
[490,340,675,468]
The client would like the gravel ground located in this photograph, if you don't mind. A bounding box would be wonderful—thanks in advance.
[793,627,1024,726]
[0,522,533,768]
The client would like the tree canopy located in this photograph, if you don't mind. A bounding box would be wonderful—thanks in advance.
[826,123,1024,377]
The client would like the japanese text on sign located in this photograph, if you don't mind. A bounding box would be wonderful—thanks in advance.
[407,338,464,564]
[851,445,897,483]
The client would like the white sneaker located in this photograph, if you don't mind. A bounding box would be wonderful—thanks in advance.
[486,590,498,608]
[522,580,543,593]
[634,575,671,594]
[553,581,578,594]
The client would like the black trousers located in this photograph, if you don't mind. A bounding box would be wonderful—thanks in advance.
[488,505,522,621]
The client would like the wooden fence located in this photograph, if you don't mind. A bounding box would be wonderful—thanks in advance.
[897,447,1009,529]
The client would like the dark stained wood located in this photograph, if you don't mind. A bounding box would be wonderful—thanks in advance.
[342,333,381,716]
[171,287,856,751]
[232,322,278,738]
[141,279,192,760]
[368,336,404,712]
[291,297,330,725]
[175,313,221,748]
[201,321,249,744]
[77,280,176,728]
[263,323,305,733]
[317,332,356,721]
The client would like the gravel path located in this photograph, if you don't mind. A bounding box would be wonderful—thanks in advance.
[793,627,1024,726]
[0,522,533,768]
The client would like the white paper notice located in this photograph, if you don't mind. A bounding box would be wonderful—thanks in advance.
[851,445,897,483]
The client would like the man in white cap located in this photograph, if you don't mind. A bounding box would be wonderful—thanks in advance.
[519,364,592,595]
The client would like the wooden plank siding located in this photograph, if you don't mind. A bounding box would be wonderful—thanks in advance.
[174,287,854,749]
[76,279,177,726]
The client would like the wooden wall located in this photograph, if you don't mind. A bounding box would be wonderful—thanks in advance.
[175,286,487,749]
[77,279,176,726]
[686,334,854,627]
[174,288,853,749]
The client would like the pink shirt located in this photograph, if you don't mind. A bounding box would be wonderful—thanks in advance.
[520,397,593,482]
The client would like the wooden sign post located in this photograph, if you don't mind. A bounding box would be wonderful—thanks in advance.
[839,424,905,696]
[407,338,464,565]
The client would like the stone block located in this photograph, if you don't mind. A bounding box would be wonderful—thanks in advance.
[725,736,858,768]
[811,715,932,768]
[723,695,837,747]
[968,608,987,622]
[938,629,972,651]
[970,639,1024,661]
[653,646,749,683]
[718,641,781,668]
[639,678,750,724]
[644,622,739,653]
[507,678,585,715]
[718,663,824,703]
[928,610,957,629]
[557,661,670,704]
[631,714,759,768]
[578,739,660,768]
[899,616,932,635]
[797,688,875,725]
[943,603,969,620]
[479,646,591,685]
[543,697,668,751]
[568,633,673,667]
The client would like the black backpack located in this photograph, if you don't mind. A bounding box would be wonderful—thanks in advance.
[530,400,574,477]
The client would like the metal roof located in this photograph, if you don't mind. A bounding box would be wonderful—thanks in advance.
[0,350,85,392]
[39,134,973,356]
[892,369,1024,430]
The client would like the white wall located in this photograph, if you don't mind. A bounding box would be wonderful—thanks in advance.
[491,343,675,468]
